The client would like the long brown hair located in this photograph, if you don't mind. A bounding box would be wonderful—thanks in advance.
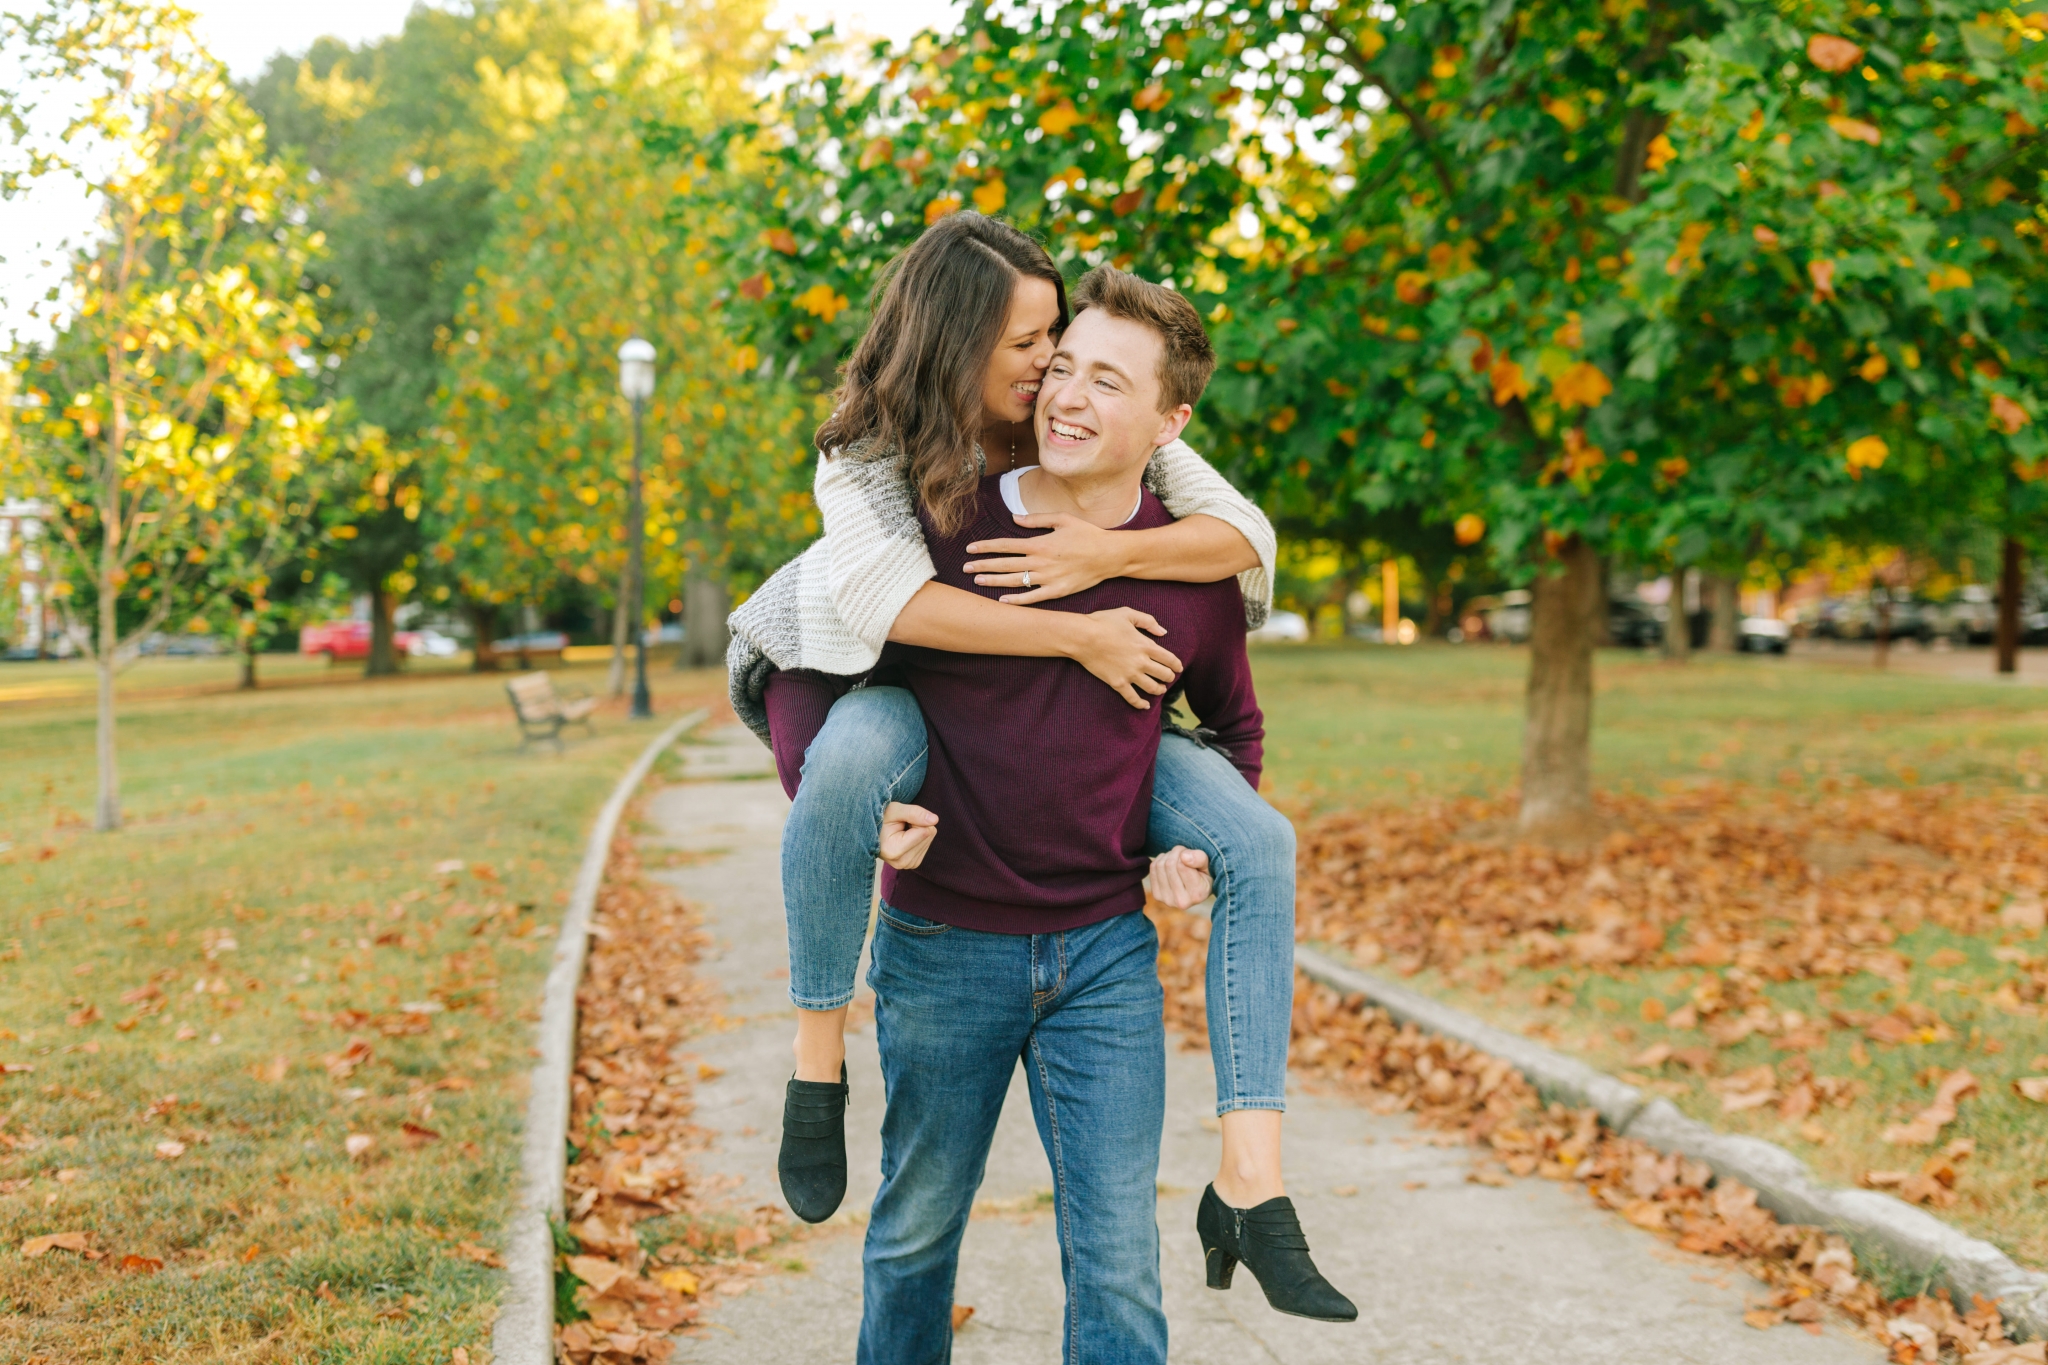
[816,212,1068,535]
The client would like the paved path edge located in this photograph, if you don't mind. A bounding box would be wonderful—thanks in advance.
[1294,943,2048,1340]
[492,710,709,1365]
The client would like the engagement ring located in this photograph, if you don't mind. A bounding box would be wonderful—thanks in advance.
[1022,571,1032,588]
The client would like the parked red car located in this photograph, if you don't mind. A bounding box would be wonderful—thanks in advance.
[299,620,421,661]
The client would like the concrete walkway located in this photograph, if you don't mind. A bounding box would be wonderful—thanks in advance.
[647,724,1886,1364]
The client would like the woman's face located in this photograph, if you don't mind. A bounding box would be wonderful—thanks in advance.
[979,275,1061,427]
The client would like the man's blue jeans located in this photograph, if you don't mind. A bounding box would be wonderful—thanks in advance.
[858,905,1167,1365]
[782,684,1293,1114]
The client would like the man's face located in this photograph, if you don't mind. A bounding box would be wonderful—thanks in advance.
[1033,308,1191,484]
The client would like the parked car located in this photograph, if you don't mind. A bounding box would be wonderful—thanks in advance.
[2,644,42,662]
[1483,590,1534,643]
[1738,617,1791,654]
[299,620,423,661]
[405,628,460,658]
[1817,588,1934,642]
[489,630,569,655]
[1607,598,1664,648]
[1927,585,1997,645]
[1248,610,1309,644]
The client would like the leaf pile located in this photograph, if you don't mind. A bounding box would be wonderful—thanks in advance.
[1293,787,2047,985]
[556,834,783,1365]
[1151,906,2033,1362]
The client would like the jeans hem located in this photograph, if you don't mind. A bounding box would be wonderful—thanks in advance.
[790,989,858,1011]
[1214,1097,1287,1116]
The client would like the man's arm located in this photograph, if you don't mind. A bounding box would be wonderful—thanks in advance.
[1172,589,1266,788]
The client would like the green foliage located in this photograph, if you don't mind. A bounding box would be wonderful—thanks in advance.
[676,0,2048,578]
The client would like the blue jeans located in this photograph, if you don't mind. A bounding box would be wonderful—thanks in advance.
[860,905,1167,1365]
[781,685,1295,1114]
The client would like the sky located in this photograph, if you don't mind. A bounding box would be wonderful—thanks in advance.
[0,0,961,344]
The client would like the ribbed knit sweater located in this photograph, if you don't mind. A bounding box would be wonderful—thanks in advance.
[726,437,1274,743]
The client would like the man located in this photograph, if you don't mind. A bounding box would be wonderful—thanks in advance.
[856,267,1263,1364]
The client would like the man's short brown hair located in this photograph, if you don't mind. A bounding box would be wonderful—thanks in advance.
[1069,266,1216,413]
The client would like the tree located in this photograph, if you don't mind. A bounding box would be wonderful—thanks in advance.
[688,0,2048,837]
[1,0,335,831]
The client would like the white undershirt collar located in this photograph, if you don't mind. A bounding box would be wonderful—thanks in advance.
[1000,466,1143,527]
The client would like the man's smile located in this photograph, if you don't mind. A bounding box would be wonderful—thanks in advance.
[1046,417,1096,445]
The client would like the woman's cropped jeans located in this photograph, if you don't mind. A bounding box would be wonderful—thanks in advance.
[779,684,1294,1114]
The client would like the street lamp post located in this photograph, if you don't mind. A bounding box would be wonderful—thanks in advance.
[618,337,656,720]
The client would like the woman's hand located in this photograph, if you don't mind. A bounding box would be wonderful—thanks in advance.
[1065,608,1182,710]
[1147,846,1213,909]
[964,513,1128,604]
[879,802,939,870]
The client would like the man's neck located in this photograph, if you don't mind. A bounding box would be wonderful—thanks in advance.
[1014,463,1145,529]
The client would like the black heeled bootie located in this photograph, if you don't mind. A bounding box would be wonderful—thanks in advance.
[1197,1184,1357,1322]
[778,1065,849,1224]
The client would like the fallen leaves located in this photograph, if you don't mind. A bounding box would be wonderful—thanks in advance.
[1880,1069,1978,1145]
[2014,1077,2048,1104]
[344,1133,376,1161]
[153,1141,185,1160]
[20,1231,90,1258]
[1863,1139,1977,1208]
[453,1241,504,1268]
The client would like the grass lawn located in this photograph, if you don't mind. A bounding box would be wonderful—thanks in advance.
[1250,640,2048,806]
[0,660,727,1364]
[1249,642,2048,1272]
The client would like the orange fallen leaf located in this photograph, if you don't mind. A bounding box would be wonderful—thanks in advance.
[1881,1069,1978,1145]
[400,1121,441,1149]
[732,1225,772,1253]
[566,1254,629,1295]
[21,1231,89,1257]
[453,1241,504,1268]
[654,1266,699,1295]
[118,1253,163,1273]
[241,1244,262,1263]
[154,1141,186,1160]
[2015,1078,2048,1104]
[344,1134,376,1161]
[952,1304,976,1331]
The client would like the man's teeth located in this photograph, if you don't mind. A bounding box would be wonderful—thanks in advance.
[1049,420,1092,440]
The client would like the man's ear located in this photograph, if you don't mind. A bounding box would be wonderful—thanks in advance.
[1151,403,1193,449]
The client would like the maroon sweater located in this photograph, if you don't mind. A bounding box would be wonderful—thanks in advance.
[871,474,1263,934]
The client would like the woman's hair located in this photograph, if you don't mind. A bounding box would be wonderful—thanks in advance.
[816,212,1068,535]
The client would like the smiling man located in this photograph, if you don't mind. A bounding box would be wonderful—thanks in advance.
[855,267,1267,1364]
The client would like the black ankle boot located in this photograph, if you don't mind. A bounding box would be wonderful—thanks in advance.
[1197,1184,1357,1322]
[778,1066,849,1224]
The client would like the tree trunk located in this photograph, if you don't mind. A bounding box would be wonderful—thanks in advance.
[680,571,730,669]
[367,585,399,676]
[466,601,498,672]
[1519,535,1601,841]
[95,388,126,833]
[1997,537,2023,675]
[606,588,629,697]
[1874,588,1892,670]
[240,643,259,690]
[1664,566,1691,663]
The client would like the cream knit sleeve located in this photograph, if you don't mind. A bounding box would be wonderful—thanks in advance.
[813,444,940,656]
[1144,438,1275,629]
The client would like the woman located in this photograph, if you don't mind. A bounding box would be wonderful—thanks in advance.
[728,212,1352,1321]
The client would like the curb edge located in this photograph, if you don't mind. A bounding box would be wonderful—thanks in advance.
[493,709,709,1365]
[1293,943,2048,1340]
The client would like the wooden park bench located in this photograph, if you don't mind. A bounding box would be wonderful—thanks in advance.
[506,671,598,751]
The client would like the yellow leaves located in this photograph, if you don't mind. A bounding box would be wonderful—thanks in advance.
[1355,25,1387,59]
[1431,46,1463,80]
[1269,407,1298,433]
[1560,426,1606,480]
[762,229,798,255]
[1807,34,1865,73]
[972,178,1007,215]
[1808,258,1837,300]
[2007,111,2038,138]
[730,345,759,373]
[1550,361,1612,411]
[1739,108,1766,142]
[793,284,850,323]
[1927,264,1973,293]
[1552,313,1583,350]
[1827,115,1881,146]
[858,136,895,171]
[1394,271,1431,305]
[1845,435,1889,476]
[924,193,963,225]
[1991,393,2031,434]
[1658,455,1690,483]
[1361,313,1391,336]
[1131,84,1169,112]
[1541,96,1584,132]
[1644,134,1676,172]
[1454,514,1486,546]
[1154,179,1184,213]
[1665,221,1710,276]
[1036,101,1084,136]
[1778,372,1833,408]
[1859,353,1889,381]
[1985,176,2016,205]
[1489,358,1530,406]
[1753,225,1781,248]
[737,272,771,301]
